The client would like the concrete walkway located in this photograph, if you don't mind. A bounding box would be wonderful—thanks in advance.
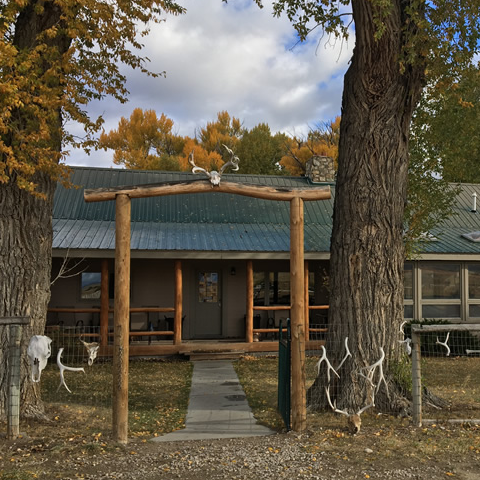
[152,360,276,442]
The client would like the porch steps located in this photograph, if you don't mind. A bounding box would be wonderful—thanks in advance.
[183,351,245,361]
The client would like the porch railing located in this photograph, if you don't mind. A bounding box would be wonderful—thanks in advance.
[47,307,177,344]
[252,305,328,340]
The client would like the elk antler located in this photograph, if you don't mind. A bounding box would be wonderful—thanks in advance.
[436,332,451,356]
[399,321,412,355]
[56,348,85,393]
[219,144,240,175]
[325,385,349,416]
[399,337,412,355]
[316,346,341,382]
[336,337,352,370]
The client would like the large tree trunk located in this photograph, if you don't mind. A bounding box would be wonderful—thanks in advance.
[0,0,71,419]
[0,175,56,419]
[308,1,425,414]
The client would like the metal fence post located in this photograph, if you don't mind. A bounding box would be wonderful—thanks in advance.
[8,324,22,439]
[1,316,30,440]
[411,324,422,427]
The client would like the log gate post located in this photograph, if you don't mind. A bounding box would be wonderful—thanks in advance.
[113,194,131,444]
[290,197,307,432]
[174,260,183,345]
[246,260,254,343]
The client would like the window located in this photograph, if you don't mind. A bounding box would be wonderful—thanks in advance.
[198,272,219,303]
[405,262,480,322]
[467,264,480,318]
[81,272,101,300]
[404,263,413,300]
[421,264,460,299]
[253,272,266,306]
[269,272,290,305]
[308,271,315,305]
[420,264,461,319]
[404,263,414,319]
[253,271,315,306]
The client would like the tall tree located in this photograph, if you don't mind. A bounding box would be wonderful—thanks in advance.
[411,64,480,184]
[98,109,184,170]
[0,0,184,419]
[271,0,480,412]
[197,111,243,166]
[180,137,224,172]
[235,123,286,175]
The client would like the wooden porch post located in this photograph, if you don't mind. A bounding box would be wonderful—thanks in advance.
[304,260,309,342]
[113,194,130,444]
[100,259,109,347]
[290,196,306,432]
[246,260,253,343]
[174,260,182,345]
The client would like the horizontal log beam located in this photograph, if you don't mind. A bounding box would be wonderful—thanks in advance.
[84,179,331,203]
[48,307,175,313]
[0,317,30,325]
[253,306,291,311]
[129,331,173,336]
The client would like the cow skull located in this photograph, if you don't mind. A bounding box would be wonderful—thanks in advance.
[27,335,52,382]
[80,340,100,366]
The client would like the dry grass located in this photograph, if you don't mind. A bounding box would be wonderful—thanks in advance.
[423,356,480,419]
[235,354,480,425]
[235,354,480,468]
[233,354,320,431]
[2,355,480,479]
[40,357,193,437]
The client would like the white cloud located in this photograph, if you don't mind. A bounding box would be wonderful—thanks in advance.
[67,0,353,168]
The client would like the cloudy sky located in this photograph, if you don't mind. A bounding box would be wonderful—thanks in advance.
[67,0,354,168]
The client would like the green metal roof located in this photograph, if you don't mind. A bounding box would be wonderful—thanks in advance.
[423,183,480,256]
[52,167,334,255]
[52,167,480,258]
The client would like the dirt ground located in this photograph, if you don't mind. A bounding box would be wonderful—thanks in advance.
[1,404,480,480]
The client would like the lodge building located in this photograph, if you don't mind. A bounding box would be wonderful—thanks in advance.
[47,157,480,355]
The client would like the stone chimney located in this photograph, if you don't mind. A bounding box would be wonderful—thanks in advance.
[305,156,335,183]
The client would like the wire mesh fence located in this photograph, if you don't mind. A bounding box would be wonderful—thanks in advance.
[409,322,480,423]
[41,326,113,410]
[38,325,193,437]
[306,322,480,424]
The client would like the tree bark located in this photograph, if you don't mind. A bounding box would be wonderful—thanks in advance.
[0,175,56,419]
[308,0,425,414]
[0,0,71,419]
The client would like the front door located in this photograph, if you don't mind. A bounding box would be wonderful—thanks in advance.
[194,271,222,338]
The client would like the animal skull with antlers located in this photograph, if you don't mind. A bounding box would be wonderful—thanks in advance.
[80,340,100,366]
[188,144,239,185]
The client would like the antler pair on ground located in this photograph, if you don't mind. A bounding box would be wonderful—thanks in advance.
[317,338,386,434]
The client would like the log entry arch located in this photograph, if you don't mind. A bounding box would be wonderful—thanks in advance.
[84,179,330,441]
